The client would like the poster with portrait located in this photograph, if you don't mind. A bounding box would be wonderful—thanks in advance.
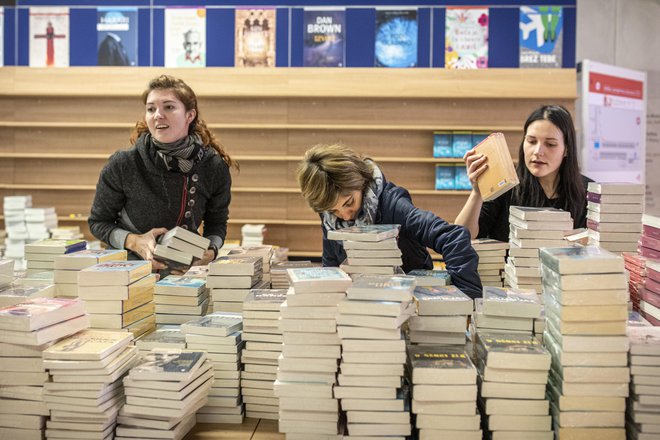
[374,8,418,68]
[97,7,138,66]
[235,8,276,68]
[164,7,206,68]
[29,7,70,67]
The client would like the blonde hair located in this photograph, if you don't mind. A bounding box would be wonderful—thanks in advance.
[296,144,374,212]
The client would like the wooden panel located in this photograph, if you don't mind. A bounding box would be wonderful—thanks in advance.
[229,193,288,220]
[378,162,436,191]
[230,162,293,189]
[3,97,141,123]
[12,159,105,185]
[0,127,131,154]
[411,194,470,224]
[227,224,323,252]
[222,130,288,156]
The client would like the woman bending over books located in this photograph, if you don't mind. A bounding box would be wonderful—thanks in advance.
[454,104,591,242]
[296,144,482,299]
[89,75,236,270]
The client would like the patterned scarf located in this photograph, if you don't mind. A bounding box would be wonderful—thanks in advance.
[322,160,385,232]
[152,134,203,174]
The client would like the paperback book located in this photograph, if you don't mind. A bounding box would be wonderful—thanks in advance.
[445,7,488,69]
[374,8,418,68]
[474,133,519,201]
[303,8,345,67]
[327,225,400,242]
[97,7,138,66]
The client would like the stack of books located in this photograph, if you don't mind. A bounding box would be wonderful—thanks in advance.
[229,245,274,286]
[586,183,645,253]
[476,332,553,440]
[3,195,32,270]
[0,297,89,440]
[506,206,573,292]
[0,230,6,258]
[241,288,287,420]
[626,326,660,440]
[155,226,211,271]
[540,246,630,440]
[472,238,508,287]
[334,275,416,439]
[154,275,208,325]
[640,214,660,259]
[42,329,138,439]
[410,345,481,440]
[24,207,57,241]
[116,349,213,440]
[24,238,87,277]
[78,261,156,338]
[54,249,127,298]
[410,286,472,345]
[270,260,314,289]
[180,313,244,424]
[135,327,186,354]
[240,224,266,247]
[50,226,84,240]
[275,267,351,438]
[0,258,14,288]
[207,255,265,313]
[0,283,54,307]
[407,269,451,287]
[624,252,648,312]
[473,286,540,337]
[328,225,402,276]
[639,259,660,326]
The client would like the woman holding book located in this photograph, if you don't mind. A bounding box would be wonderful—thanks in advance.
[89,75,236,270]
[296,144,482,299]
[454,104,591,241]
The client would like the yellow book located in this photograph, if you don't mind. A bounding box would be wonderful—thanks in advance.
[475,132,519,201]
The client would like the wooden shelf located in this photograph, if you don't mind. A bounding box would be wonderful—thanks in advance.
[0,215,320,226]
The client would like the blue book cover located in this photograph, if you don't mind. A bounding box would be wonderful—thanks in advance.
[452,132,473,158]
[303,9,345,67]
[374,8,418,68]
[433,132,453,158]
[97,7,138,66]
[435,165,455,190]
[472,132,489,148]
[519,6,563,68]
[455,165,472,190]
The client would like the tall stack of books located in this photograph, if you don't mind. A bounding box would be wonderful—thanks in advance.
[276,267,352,438]
[0,283,54,307]
[271,260,314,289]
[241,288,287,420]
[640,214,660,260]
[410,345,481,440]
[626,326,660,440]
[334,274,415,438]
[473,286,540,336]
[116,349,213,440]
[540,246,630,440]
[3,195,32,270]
[506,206,572,292]
[241,224,266,247]
[135,327,186,355]
[25,207,57,241]
[154,275,208,325]
[24,238,87,277]
[0,258,14,288]
[624,252,648,312]
[0,297,89,440]
[472,238,508,287]
[180,313,244,424]
[42,329,138,440]
[50,226,84,240]
[54,249,127,298]
[407,269,451,287]
[207,255,264,313]
[229,245,274,287]
[78,261,156,338]
[410,286,472,345]
[328,225,402,276]
[639,260,660,326]
[586,183,644,253]
[155,226,211,271]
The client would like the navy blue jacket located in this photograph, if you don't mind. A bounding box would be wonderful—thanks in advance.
[322,179,483,299]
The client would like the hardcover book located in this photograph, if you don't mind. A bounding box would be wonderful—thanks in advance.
[78,260,152,286]
[474,133,519,201]
[374,8,418,68]
[129,349,206,381]
[445,7,488,69]
[519,6,563,68]
[303,8,345,67]
[43,329,132,360]
[327,225,400,242]
[235,8,276,67]
[97,7,138,66]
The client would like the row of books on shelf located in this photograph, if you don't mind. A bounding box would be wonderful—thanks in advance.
[433,131,489,159]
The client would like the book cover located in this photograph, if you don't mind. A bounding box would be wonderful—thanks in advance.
[235,8,276,67]
[413,286,472,316]
[29,7,69,67]
[445,7,488,69]
[451,131,473,158]
[43,329,132,360]
[164,7,206,68]
[435,165,455,190]
[0,285,54,308]
[208,255,262,276]
[474,132,519,201]
[407,269,451,286]
[130,349,206,381]
[509,206,571,221]
[96,7,137,66]
[0,297,85,332]
[55,249,127,270]
[519,6,563,68]
[539,245,623,275]
[409,345,473,370]
[374,8,418,68]
[137,327,186,347]
[287,267,352,293]
[303,8,345,67]
[327,225,400,242]
[181,312,243,336]
[24,238,86,254]
[454,164,472,191]
[156,275,206,290]
[78,260,152,286]
[433,131,453,158]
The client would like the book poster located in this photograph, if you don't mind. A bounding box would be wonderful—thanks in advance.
[0,7,4,66]
[164,8,206,68]
[374,8,418,68]
[303,8,345,67]
[29,7,69,67]
[519,6,563,68]
[235,8,276,67]
[445,7,488,69]
[97,8,138,66]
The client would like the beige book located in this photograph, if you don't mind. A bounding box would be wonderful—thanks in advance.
[484,398,549,415]
[474,132,519,201]
[487,414,552,431]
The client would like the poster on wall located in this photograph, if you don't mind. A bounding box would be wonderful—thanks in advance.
[29,7,69,67]
[164,7,206,68]
[445,7,488,69]
[578,60,647,184]
[303,8,345,67]
[519,6,563,68]
[644,74,660,215]
[97,7,138,66]
[374,8,418,68]
[0,7,4,67]
[235,8,276,68]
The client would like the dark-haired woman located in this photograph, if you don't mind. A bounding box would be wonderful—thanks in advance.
[454,105,591,241]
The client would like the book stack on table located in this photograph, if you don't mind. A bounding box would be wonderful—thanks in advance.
[472,238,508,287]
[626,326,660,440]
[24,238,86,278]
[207,255,265,313]
[155,227,211,272]
[329,225,402,276]
[410,285,471,346]
[154,275,208,325]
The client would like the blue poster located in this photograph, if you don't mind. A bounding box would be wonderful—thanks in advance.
[374,9,418,68]
[97,7,138,66]
[303,9,345,67]
[519,6,563,68]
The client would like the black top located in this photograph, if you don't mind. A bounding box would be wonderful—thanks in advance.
[477,174,592,242]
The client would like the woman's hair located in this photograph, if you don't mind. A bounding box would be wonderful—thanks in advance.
[130,74,237,170]
[512,104,585,224]
[297,144,374,213]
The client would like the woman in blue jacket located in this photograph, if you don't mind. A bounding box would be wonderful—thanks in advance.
[296,144,482,299]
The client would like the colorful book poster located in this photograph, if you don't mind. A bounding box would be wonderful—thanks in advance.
[445,7,488,69]
[0,7,4,66]
[303,8,345,67]
[519,6,563,68]
[235,8,276,68]
[29,7,69,67]
[97,8,138,66]
[374,8,418,68]
[164,8,206,68]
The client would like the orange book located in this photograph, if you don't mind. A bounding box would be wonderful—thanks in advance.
[475,132,519,201]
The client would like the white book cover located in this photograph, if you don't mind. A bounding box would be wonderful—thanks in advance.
[29,7,69,67]
[164,7,206,68]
